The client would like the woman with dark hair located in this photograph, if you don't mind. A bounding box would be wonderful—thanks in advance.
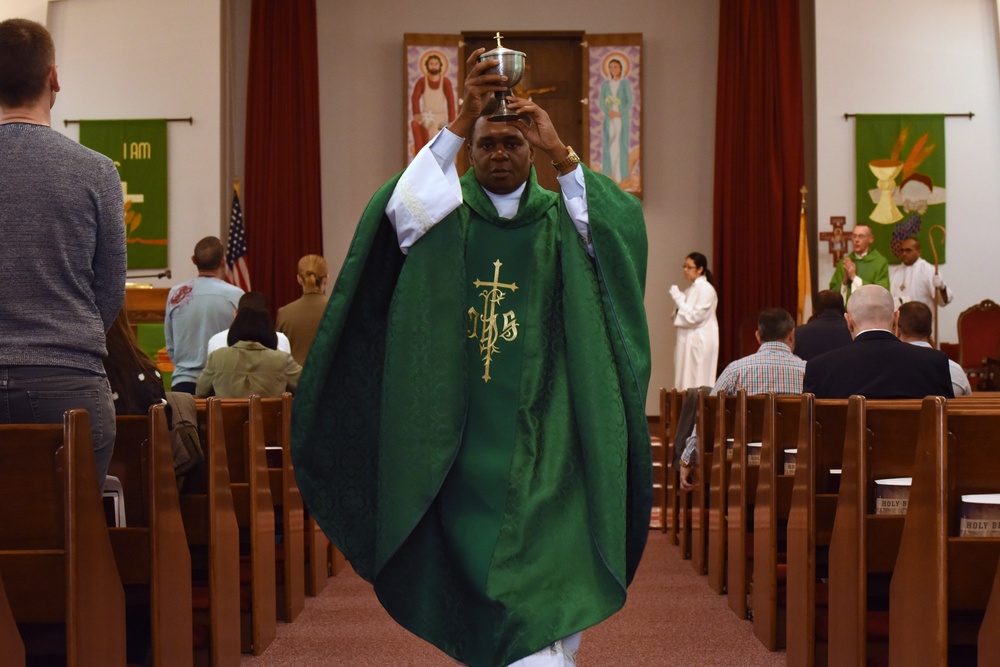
[196,304,301,398]
[669,251,719,389]
[104,306,166,415]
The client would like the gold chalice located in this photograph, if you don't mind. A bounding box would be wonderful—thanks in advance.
[869,159,904,224]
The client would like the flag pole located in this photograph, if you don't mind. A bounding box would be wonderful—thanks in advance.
[797,185,812,325]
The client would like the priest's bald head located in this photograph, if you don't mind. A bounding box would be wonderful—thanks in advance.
[844,284,898,338]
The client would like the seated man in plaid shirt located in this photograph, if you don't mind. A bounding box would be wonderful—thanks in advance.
[679,307,804,487]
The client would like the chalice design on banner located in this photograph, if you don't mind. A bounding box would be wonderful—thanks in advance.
[868,159,904,224]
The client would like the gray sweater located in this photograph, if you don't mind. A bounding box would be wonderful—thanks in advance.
[0,122,127,374]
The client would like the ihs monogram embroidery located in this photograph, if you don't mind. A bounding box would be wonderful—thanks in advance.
[467,259,519,382]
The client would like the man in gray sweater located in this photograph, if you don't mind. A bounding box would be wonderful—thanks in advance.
[0,18,127,489]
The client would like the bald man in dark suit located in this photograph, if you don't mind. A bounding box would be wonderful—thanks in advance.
[803,285,954,399]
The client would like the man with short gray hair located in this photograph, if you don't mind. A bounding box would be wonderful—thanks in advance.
[829,224,890,303]
[803,285,953,399]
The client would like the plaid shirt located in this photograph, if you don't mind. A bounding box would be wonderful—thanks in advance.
[710,341,806,397]
[682,342,805,466]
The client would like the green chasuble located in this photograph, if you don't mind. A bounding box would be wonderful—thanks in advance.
[291,165,651,667]
[829,248,890,300]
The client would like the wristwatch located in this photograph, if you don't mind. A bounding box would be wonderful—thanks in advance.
[551,146,581,171]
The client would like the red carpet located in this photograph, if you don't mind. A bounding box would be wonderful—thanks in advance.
[241,531,786,666]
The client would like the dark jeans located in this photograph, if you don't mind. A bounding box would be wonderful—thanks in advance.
[0,366,115,490]
[171,381,197,395]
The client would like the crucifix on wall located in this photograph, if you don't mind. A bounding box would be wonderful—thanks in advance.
[819,216,849,266]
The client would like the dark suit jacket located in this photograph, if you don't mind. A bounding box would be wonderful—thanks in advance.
[794,310,853,361]
[803,329,955,399]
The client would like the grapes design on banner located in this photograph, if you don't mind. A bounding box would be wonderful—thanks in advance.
[890,214,922,259]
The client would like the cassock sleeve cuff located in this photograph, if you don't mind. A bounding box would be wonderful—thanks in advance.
[386,130,464,254]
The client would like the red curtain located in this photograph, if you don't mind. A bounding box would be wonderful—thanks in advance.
[712,0,804,367]
[244,0,323,316]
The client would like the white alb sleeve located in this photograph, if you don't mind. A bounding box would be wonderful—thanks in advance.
[557,165,593,256]
[385,129,465,254]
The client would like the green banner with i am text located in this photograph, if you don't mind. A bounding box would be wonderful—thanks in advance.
[80,119,168,269]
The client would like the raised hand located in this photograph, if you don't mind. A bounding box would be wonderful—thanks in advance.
[448,48,508,139]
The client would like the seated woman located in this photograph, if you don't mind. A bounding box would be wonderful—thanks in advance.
[104,306,166,415]
[196,304,302,398]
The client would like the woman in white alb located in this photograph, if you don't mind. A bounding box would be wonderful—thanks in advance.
[670,252,719,389]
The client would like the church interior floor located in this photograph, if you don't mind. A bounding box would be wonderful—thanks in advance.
[240,531,787,666]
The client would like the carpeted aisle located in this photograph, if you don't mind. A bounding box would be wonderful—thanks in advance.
[241,531,786,666]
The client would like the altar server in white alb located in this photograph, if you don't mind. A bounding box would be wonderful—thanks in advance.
[670,251,719,390]
[889,237,953,309]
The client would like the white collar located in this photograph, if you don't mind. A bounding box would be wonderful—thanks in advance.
[484,182,527,219]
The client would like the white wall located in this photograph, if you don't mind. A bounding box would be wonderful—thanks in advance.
[45,0,223,289]
[2,0,48,24]
[316,1,722,411]
[815,0,1000,345]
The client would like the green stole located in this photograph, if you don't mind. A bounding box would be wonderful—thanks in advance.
[291,165,651,667]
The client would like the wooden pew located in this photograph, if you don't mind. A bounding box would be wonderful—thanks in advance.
[726,393,766,620]
[752,393,802,650]
[0,563,25,667]
[648,406,665,531]
[664,388,683,544]
[109,407,193,667]
[0,410,126,666]
[707,391,737,594]
[980,545,1000,666]
[890,398,1000,666]
[827,397,922,667]
[690,393,720,574]
[260,393,306,621]
[785,396,848,667]
[186,398,242,667]
[304,510,331,595]
[216,396,277,655]
[652,388,668,532]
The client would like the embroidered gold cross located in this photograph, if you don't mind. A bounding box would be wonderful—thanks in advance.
[467,259,519,382]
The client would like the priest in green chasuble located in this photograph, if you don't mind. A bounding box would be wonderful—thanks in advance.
[292,47,652,667]
[828,224,890,303]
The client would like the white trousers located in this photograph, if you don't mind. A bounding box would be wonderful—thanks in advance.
[506,632,582,667]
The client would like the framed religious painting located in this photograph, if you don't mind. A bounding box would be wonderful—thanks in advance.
[404,34,461,164]
[583,34,643,198]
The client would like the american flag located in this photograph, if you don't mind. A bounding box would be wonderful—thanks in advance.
[225,183,251,291]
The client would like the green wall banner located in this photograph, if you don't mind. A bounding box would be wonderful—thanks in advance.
[855,114,946,264]
[80,119,168,269]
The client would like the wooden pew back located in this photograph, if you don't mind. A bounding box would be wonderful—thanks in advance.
[0,410,126,666]
[0,536,25,667]
[186,398,242,667]
[690,392,719,574]
[785,396,848,667]
[108,407,193,667]
[260,394,306,621]
[727,393,766,619]
[752,393,802,650]
[665,388,684,544]
[890,398,1000,666]
[828,397,922,667]
[707,391,737,594]
[215,397,277,655]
